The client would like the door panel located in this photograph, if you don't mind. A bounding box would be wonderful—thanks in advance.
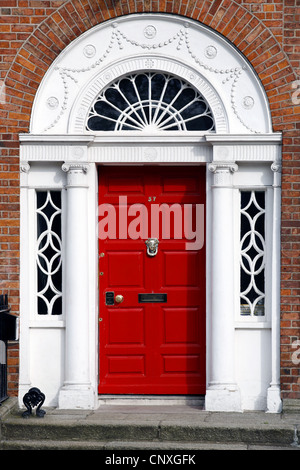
[107,251,144,286]
[108,308,145,344]
[163,251,199,286]
[162,308,200,344]
[98,166,206,394]
[107,356,145,375]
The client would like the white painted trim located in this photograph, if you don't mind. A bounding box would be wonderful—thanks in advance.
[19,133,282,143]
[29,14,272,135]
[267,163,282,413]
[19,133,281,164]
[19,156,281,411]
[98,395,204,406]
[19,167,32,399]
[233,187,272,326]
[69,56,228,134]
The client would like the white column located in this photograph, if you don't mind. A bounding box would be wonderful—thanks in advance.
[267,162,282,413]
[206,161,241,412]
[18,161,32,404]
[58,162,94,409]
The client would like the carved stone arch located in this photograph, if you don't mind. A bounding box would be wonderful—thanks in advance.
[29,14,272,135]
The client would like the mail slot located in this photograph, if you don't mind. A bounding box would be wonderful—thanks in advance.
[138,293,167,303]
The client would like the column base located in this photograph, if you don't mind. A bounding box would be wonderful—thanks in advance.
[205,384,242,412]
[58,384,95,410]
[266,385,282,413]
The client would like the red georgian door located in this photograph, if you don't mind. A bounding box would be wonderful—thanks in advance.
[98,166,206,394]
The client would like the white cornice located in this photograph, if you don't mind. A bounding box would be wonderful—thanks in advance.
[19,132,281,144]
[19,132,281,164]
[19,134,94,143]
[206,133,282,143]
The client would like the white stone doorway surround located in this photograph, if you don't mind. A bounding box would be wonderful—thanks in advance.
[19,14,282,412]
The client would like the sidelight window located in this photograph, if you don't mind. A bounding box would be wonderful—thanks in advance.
[36,191,62,315]
[240,191,266,317]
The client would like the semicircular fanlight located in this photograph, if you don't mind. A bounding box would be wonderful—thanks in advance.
[86,73,215,132]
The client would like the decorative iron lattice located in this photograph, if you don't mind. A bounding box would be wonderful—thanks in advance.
[36,191,62,315]
[240,191,266,316]
[86,73,215,132]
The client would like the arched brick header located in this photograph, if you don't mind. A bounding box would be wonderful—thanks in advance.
[1,0,297,135]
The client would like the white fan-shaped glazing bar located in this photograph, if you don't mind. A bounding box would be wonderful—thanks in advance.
[86,72,215,132]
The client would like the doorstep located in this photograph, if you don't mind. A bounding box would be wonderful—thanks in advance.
[0,398,300,450]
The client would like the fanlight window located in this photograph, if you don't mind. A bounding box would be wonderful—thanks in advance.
[86,73,215,132]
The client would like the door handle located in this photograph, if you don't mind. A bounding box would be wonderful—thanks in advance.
[115,294,124,304]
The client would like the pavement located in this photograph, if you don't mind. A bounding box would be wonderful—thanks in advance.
[0,397,300,451]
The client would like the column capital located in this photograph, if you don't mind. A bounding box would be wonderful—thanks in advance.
[20,160,31,173]
[208,162,238,187]
[20,161,31,187]
[62,162,89,187]
[271,161,282,188]
[62,162,89,173]
[208,161,238,173]
[271,162,282,173]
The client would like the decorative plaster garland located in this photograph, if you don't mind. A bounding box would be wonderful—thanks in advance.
[44,20,257,133]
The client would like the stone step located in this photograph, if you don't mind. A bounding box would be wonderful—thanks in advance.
[0,439,298,451]
[1,417,297,448]
[1,399,299,451]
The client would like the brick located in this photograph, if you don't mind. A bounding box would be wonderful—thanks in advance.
[0,0,298,402]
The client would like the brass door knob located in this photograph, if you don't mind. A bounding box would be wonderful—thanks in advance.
[115,295,124,304]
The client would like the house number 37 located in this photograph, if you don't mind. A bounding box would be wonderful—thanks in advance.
[148,196,156,202]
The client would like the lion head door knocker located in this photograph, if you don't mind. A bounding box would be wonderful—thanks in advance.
[22,387,46,418]
[145,238,159,257]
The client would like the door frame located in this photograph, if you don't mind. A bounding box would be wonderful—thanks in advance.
[93,136,212,405]
[19,132,282,410]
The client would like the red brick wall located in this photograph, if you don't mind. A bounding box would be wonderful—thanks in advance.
[0,0,299,402]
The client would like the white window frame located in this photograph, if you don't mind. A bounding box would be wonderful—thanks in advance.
[23,169,67,329]
[234,186,273,328]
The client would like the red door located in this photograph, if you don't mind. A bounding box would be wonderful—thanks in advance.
[98,166,206,394]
